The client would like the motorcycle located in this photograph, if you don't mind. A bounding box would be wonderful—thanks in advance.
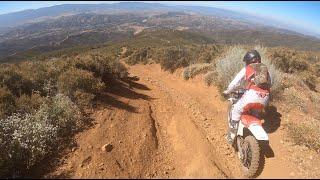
[226,89,269,178]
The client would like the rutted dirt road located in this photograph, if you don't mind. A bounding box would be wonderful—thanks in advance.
[44,62,317,178]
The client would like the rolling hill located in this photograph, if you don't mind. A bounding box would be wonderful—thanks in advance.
[0,2,320,62]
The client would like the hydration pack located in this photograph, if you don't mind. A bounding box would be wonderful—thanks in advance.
[245,63,270,90]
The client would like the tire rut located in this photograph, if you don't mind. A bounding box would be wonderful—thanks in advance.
[148,103,159,149]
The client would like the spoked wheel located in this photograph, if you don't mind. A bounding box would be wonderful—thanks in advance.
[239,136,261,178]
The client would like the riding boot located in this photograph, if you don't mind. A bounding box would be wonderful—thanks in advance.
[226,120,239,144]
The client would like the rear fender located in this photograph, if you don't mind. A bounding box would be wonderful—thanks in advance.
[248,124,269,141]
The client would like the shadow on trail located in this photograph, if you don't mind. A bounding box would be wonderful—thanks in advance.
[259,105,279,166]
[262,105,282,134]
[122,75,151,91]
[107,78,152,101]
[97,93,138,113]
[97,76,154,113]
[29,138,78,179]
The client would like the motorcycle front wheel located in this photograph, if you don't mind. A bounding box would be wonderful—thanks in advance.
[239,135,262,178]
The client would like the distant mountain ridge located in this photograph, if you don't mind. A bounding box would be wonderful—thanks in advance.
[0,2,320,62]
[0,2,169,28]
[0,2,318,39]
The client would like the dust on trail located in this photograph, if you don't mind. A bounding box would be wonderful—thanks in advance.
[45,62,304,178]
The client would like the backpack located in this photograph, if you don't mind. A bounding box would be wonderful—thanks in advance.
[245,63,270,90]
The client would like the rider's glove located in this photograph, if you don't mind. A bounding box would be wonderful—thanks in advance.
[222,90,229,98]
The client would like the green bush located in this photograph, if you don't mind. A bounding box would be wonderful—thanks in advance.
[0,113,58,177]
[35,94,82,137]
[0,93,82,177]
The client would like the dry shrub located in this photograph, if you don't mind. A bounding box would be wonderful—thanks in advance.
[302,74,318,92]
[0,66,33,97]
[57,68,105,99]
[74,90,95,108]
[0,87,16,119]
[17,61,65,96]
[287,118,320,152]
[74,54,128,79]
[282,87,308,113]
[120,47,134,58]
[314,62,320,77]
[126,47,150,65]
[182,63,214,80]
[204,71,217,87]
[197,45,222,64]
[159,46,191,73]
[15,92,46,114]
[215,45,247,92]
[269,48,309,73]
[105,58,128,79]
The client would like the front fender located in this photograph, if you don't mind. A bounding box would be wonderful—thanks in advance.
[248,124,269,141]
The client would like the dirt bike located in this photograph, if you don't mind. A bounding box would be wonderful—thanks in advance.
[226,89,268,178]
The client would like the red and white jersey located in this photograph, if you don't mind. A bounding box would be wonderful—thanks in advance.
[225,65,272,94]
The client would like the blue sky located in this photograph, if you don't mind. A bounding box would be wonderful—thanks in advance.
[0,1,320,36]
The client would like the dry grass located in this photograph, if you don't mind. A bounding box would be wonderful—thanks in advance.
[182,63,214,80]
[282,87,308,113]
[203,71,216,87]
[287,118,320,152]
[214,45,246,91]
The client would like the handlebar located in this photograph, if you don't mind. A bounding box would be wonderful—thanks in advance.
[226,89,246,100]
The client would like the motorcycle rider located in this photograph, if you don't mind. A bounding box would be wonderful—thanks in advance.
[223,50,272,144]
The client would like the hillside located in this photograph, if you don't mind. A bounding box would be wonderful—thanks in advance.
[1,2,320,178]
[1,2,320,62]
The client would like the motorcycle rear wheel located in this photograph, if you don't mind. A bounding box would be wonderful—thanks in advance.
[240,135,261,178]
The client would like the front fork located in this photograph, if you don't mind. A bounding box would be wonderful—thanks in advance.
[227,100,233,127]
[236,136,245,161]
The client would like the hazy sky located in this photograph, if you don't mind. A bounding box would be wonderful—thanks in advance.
[1,1,320,36]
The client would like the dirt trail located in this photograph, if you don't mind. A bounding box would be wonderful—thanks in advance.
[45,62,308,178]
